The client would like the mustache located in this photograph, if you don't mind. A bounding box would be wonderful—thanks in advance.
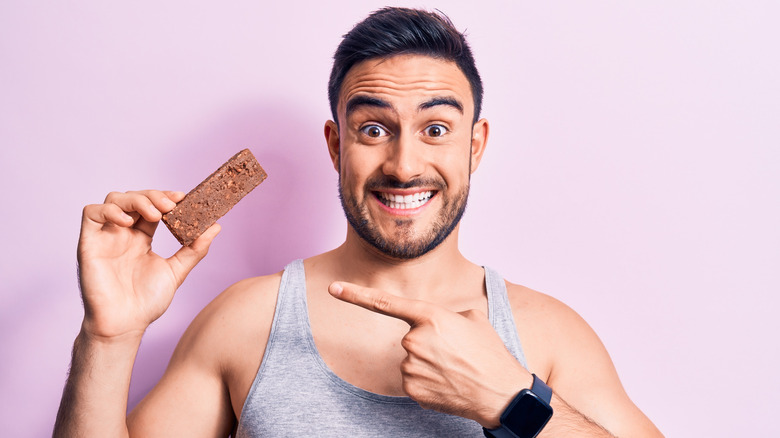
[365,175,446,191]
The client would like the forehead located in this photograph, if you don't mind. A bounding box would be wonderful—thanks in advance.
[338,54,473,119]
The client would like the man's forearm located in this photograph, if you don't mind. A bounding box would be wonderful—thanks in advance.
[542,394,616,438]
[53,329,143,437]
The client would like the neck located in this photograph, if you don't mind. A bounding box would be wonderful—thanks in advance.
[328,224,482,301]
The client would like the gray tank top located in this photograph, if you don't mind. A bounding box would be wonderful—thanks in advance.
[237,259,528,437]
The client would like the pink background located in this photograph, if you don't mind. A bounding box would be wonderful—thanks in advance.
[1,1,778,436]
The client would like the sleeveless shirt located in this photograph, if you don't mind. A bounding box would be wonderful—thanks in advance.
[236,260,528,437]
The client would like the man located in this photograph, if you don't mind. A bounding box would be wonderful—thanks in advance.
[54,7,662,437]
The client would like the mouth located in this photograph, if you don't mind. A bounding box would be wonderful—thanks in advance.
[374,190,435,210]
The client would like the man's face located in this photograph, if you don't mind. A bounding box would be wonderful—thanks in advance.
[327,54,487,260]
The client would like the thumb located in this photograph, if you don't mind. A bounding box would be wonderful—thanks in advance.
[168,223,221,287]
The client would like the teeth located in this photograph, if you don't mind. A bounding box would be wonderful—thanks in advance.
[379,191,433,209]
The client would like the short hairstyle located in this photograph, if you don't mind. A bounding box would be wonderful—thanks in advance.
[328,7,483,125]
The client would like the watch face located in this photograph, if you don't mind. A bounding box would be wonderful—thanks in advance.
[502,392,553,438]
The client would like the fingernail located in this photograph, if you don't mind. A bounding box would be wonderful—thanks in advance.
[162,198,177,209]
[329,282,343,297]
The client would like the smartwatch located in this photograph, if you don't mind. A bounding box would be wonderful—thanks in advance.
[482,374,553,438]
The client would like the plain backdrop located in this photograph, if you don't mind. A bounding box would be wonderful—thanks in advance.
[1,1,778,436]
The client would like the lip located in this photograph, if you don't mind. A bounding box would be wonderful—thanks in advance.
[371,189,437,216]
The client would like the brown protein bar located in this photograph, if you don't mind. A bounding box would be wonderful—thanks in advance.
[162,148,267,246]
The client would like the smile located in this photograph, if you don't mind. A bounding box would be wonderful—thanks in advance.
[376,191,434,210]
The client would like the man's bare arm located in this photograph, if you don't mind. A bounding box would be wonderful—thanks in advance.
[53,190,219,437]
[125,273,280,436]
[510,283,663,437]
[54,331,142,437]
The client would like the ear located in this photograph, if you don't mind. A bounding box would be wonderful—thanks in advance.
[470,118,489,174]
[324,120,340,173]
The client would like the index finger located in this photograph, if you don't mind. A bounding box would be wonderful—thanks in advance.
[328,281,438,326]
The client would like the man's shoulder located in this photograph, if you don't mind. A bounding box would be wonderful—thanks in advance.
[503,281,606,379]
[176,269,285,365]
[217,270,285,308]
[504,281,581,324]
[504,281,587,338]
[197,269,284,332]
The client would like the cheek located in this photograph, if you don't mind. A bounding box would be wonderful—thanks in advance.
[433,143,473,181]
[339,148,376,191]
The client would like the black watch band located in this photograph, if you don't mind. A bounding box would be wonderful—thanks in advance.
[482,374,553,438]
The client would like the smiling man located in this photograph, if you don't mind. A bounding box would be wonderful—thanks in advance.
[332,53,479,261]
[54,7,662,438]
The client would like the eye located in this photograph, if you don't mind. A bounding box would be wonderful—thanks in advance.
[423,124,448,137]
[360,124,389,138]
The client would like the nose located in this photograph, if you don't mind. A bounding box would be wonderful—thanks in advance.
[381,133,425,182]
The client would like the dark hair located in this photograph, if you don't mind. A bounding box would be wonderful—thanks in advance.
[327,7,483,125]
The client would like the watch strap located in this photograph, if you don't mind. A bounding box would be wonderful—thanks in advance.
[483,423,520,438]
[483,424,518,438]
[530,374,552,404]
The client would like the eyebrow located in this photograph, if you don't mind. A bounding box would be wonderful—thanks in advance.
[418,97,463,114]
[345,95,392,118]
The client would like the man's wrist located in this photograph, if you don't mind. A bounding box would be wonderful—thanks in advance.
[482,368,534,428]
[77,324,145,352]
[79,317,147,344]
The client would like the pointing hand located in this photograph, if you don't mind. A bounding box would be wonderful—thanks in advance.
[328,281,531,427]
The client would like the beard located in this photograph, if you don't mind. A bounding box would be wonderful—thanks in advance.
[339,174,469,260]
